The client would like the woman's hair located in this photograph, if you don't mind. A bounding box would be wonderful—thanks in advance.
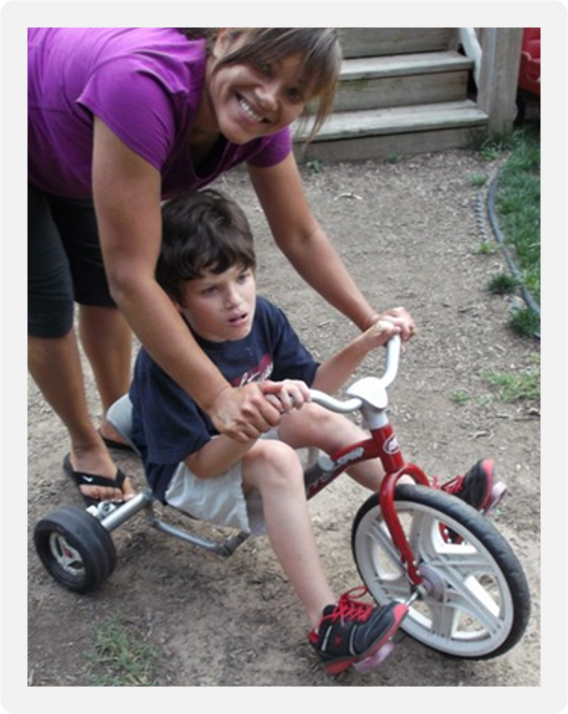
[157,189,256,306]
[176,28,342,141]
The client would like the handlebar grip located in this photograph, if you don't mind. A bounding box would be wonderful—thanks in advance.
[382,334,401,389]
[309,390,362,414]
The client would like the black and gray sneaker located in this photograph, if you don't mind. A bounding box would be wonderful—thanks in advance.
[439,459,507,543]
[309,586,408,675]
[441,458,506,513]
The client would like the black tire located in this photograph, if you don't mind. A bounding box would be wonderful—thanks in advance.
[352,484,531,659]
[34,506,117,593]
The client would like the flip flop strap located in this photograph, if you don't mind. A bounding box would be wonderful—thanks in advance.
[71,468,126,490]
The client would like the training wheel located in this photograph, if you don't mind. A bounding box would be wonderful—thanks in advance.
[34,505,117,593]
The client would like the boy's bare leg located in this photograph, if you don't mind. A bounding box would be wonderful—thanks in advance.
[78,304,132,441]
[28,329,134,502]
[242,440,335,628]
[278,403,386,491]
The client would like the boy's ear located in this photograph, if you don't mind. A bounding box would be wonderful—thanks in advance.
[170,296,186,314]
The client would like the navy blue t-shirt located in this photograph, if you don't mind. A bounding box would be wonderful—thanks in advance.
[130,297,319,502]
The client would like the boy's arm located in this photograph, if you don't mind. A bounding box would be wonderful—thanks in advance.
[311,320,398,394]
[184,380,311,479]
[184,435,257,480]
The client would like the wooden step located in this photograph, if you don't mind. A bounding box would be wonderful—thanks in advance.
[340,28,457,58]
[335,51,472,111]
[294,101,488,162]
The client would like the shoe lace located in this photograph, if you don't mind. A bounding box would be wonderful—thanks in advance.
[437,475,463,495]
[331,586,374,624]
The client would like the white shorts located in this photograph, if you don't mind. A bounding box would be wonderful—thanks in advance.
[164,430,318,536]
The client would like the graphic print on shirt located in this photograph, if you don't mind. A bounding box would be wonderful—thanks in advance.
[231,354,273,387]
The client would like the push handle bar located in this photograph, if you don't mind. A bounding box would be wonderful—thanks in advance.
[309,334,402,413]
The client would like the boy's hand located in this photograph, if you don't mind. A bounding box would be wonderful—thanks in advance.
[263,379,311,414]
[358,317,399,352]
[364,307,416,343]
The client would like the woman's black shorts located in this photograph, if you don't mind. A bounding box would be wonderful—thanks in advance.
[28,183,117,338]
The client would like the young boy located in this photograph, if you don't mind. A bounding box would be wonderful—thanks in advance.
[129,189,495,674]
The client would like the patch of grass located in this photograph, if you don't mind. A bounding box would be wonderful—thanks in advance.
[486,272,519,295]
[476,133,515,161]
[476,123,540,339]
[306,159,323,174]
[508,306,541,337]
[386,152,402,164]
[478,241,497,255]
[494,123,541,308]
[481,355,540,402]
[449,390,472,405]
[86,617,160,686]
[469,172,488,187]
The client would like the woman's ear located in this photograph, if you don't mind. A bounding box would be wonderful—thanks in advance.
[212,28,231,58]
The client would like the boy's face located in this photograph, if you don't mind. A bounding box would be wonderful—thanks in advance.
[175,264,257,343]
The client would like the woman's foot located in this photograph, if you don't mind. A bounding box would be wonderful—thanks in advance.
[63,447,135,505]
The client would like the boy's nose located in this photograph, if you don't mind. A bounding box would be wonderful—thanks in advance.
[224,287,242,307]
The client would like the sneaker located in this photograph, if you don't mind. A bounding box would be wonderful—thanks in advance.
[441,459,495,511]
[308,586,408,675]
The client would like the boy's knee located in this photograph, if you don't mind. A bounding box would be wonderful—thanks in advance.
[243,441,303,490]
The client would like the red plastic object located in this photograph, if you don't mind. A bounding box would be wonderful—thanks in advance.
[518,28,540,96]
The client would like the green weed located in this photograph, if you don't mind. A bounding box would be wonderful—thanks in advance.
[86,618,160,686]
[481,356,540,402]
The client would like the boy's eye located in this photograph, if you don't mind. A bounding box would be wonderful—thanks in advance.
[200,285,218,296]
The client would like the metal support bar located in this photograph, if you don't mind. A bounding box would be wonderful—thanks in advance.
[147,516,250,557]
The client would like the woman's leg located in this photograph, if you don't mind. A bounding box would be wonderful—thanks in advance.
[28,330,134,501]
[242,440,335,628]
[78,304,132,441]
[28,185,134,501]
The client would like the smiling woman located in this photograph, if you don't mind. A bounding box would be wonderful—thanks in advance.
[178,28,342,141]
[28,27,415,508]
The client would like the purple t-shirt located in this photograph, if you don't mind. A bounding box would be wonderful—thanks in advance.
[28,28,292,198]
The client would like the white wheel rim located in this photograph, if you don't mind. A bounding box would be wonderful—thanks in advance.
[49,532,85,576]
[354,500,515,657]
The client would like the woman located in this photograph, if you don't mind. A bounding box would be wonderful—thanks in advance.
[28,28,415,505]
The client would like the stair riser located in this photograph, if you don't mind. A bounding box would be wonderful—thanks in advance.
[340,28,456,58]
[334,71,469,112]
[295,126,487,162]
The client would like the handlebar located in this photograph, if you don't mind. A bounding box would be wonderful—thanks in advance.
[309,334,402,414]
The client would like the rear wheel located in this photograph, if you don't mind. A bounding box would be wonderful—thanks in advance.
[34,506,117,593]
[352,485,530,659]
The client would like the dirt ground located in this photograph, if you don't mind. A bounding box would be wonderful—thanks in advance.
[27,150,541,691]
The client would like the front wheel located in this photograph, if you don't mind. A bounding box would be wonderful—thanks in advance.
[352,485,530,659]
[34,506,117,593]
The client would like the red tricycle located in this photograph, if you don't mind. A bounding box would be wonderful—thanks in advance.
[34,335,531,668]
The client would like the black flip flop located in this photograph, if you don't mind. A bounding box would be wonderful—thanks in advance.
[62,453,127,507]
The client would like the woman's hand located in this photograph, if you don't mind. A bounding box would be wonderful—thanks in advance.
[209,381,287,442]
[364,307,416,343]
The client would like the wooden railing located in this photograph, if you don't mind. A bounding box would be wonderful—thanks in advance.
[459,28,524,133]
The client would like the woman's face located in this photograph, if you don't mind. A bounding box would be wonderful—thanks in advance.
[204,31,314,144]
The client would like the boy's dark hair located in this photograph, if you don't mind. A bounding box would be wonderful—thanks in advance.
[156,189,256,306]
